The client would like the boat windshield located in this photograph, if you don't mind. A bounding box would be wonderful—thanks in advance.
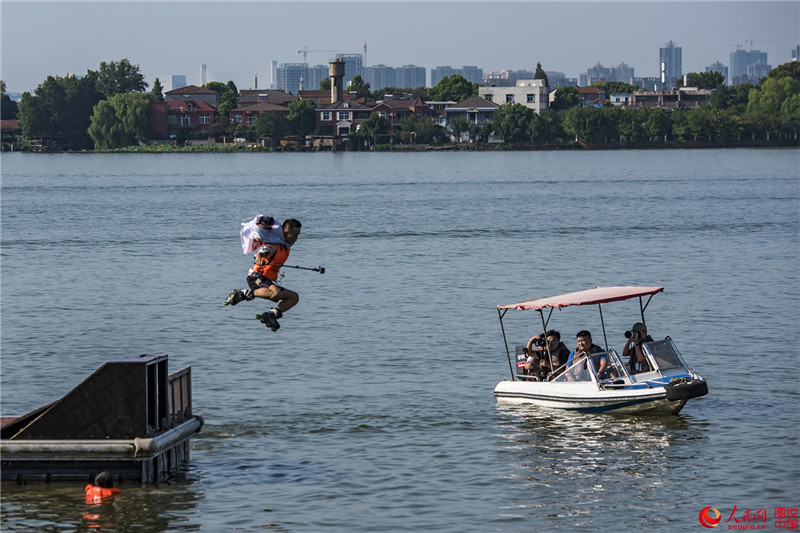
[552,354,595,382]
[643,338,685,371]
[551,350,628,383]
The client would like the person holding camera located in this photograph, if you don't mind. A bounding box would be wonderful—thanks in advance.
[524,329,570,380]
[623,322,654,374]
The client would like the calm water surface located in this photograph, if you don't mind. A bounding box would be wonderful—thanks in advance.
[1,149,798,532]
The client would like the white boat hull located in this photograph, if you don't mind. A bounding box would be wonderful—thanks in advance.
[493,380,689,415]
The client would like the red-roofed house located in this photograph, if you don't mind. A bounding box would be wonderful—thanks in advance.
[316,100,373,136]
[575,87,606,107]
[371,96,430,133]
[229,102,291,128]
[148,100,217,140]
[165,85,220,108]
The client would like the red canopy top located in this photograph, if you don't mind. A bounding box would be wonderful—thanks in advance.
[498,286,664,311]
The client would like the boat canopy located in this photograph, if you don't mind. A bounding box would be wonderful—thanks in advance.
[498,286,664,311]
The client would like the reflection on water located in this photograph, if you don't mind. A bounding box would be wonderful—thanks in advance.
[1,473,204,532]
[494,404,710,529]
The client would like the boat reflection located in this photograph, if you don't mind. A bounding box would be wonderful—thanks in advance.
[493,404,711,524]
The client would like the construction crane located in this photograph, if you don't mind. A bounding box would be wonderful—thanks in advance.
[724,39,775,52]
[297,47,338,70]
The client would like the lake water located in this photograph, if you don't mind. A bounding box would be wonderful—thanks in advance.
[1,149,798,532]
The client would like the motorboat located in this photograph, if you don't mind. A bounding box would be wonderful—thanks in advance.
[494,286,708,415]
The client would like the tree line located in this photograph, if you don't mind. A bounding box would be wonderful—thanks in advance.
[2,59,798,151]
[491,63,800,147]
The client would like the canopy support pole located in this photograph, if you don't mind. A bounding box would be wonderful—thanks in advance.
[598,303,609,351]
[539,309,556,382]
[639,295,654,328]
[498,308,515,381]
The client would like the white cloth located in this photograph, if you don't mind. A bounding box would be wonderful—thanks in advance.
[240,214,288,254]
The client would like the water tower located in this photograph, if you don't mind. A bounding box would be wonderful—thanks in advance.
[329,58,345,103]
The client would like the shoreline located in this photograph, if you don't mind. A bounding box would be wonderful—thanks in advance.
[5,137,798,154]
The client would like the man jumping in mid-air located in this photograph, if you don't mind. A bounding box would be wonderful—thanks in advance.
[224,215,302,331]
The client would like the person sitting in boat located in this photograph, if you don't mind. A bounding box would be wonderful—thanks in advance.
[85,471,121,503]
[523,329,570,380]
[566,330,609,377]
[622,322,654,374]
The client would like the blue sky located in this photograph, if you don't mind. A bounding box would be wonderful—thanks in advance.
[1,0,798,93]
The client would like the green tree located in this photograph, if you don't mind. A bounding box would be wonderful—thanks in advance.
[780,92,800,139]
[449,116,469,143]
[534,62,549,89]
[550,86,579,111]
[320,77,331,90]
[600,105,624,142]
[358,113,389,149]
[707,83,753,112]
[19,72,103,149]
[95,59,148,98]
[493,102,533,143]
[686,107,716,141]
[747,76,800,117]
[88,92,150,149]
[288,98,316,136]
[528,109,564,144]
[643,107,671,142]
[428,75,478,102]
[765,61,800,82]
[1,80,19,119]
[591,81,643,94]
[741,109,776,140]
[400,115,443,144]
[254,111,289,140]
[204,81,238,116]
[563,106,603,142]
[347,75,372,100]
[670,108,690,142]
[150,78,165,101]
[679,71,725,90]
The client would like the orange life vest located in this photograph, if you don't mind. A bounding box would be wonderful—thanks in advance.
[85,484,121,503]
[252,244,290,281]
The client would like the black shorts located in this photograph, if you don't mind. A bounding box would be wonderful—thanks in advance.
[246,271,283,291]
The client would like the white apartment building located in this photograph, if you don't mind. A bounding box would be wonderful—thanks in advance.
[478,79,549,113]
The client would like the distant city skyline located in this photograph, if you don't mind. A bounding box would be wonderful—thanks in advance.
[1,1,798,94]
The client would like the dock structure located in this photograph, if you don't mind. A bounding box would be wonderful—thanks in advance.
[1,354,202,483]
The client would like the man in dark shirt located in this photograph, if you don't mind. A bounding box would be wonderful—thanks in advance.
[524,329,571,380]
[623,322,654,374]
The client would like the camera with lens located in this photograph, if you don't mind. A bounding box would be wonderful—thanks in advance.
[533,336,548,347]
[624,330,640,340]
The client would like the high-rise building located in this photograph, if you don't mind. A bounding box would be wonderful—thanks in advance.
[730,48,768,85]
[338,54,363,87]
[459,66,483,85]
[747,60,772,81]
[546,71,577,89]
[308,65,329,91]
[363,64,396,91]
[201,64,207,86]
[395,65,426,89]
[659,40,682,89]
[171,74,187,91]
[579,62,634,86]
[793,45,799,61]
[270,60,278,89]
[277,63,307,95]
[705,61,728,85]
[431,65,483,87]
[430,66,456,87]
